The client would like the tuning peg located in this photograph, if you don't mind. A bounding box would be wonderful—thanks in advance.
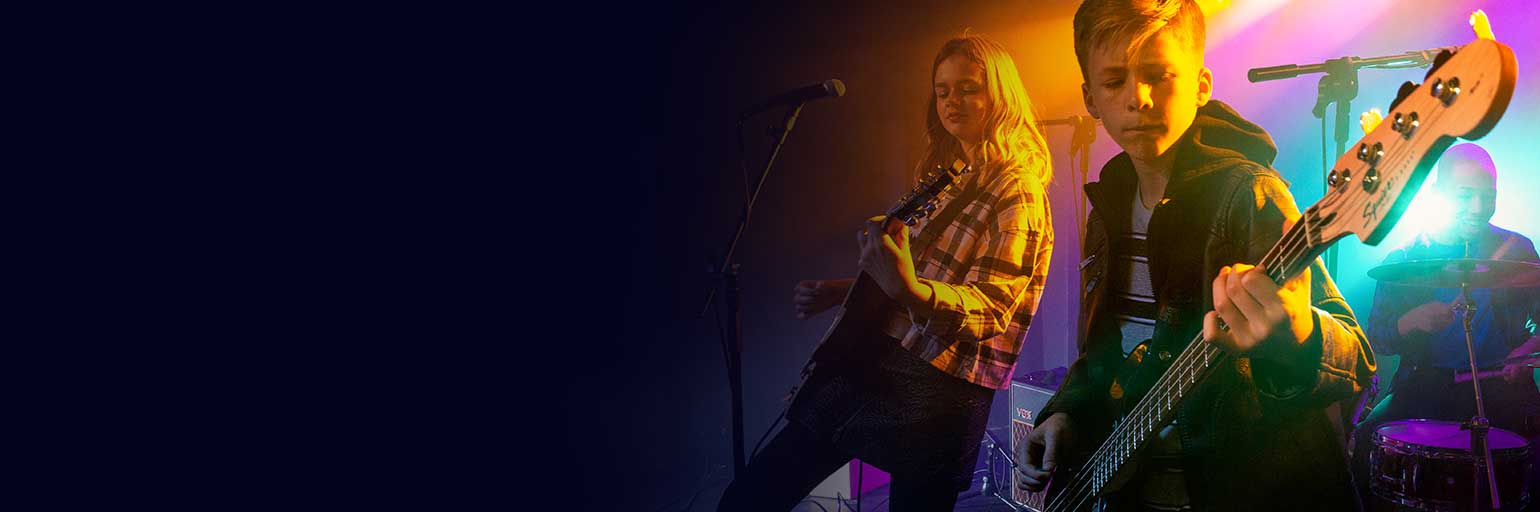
[1425,50,1455,80]
[1363,167,1381,192]
[1391,111,1420,139]
[1426,76,1462,106]
[1389,81,1418,111]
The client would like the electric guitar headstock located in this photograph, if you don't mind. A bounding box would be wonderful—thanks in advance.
[1304,37,1516,252]
[886,160,971,226]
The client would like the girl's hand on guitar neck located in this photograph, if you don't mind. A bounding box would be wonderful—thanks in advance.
[858,216,930,308]
[793,279,853,319]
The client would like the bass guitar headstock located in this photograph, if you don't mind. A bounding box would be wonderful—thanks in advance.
[1304,38,1516,250]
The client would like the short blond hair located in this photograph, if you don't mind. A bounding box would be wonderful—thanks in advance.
[1073,0,1206,81]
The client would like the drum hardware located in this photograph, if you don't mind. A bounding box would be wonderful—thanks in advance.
[1451,262,1498,511]
[1451,352,1540,386]
[1365,259,1540,289]
[1367,256,1540,510]
[1369,420,1531,511]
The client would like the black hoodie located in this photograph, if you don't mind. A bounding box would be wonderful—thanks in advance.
[1038,101,1375,511]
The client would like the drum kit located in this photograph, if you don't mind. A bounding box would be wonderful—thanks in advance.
[1364,257,1540,511]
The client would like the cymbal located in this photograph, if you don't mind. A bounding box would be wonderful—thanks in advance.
[1367,258,1540,288]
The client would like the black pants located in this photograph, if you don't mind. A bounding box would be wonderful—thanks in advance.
[716,420,963,512]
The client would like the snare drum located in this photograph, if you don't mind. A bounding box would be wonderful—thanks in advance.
[1370,419,1531,511]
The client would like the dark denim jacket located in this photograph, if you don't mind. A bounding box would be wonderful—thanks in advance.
[1038,101,1376,511]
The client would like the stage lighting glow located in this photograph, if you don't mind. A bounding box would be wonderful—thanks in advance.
[1395,187,1454,239]
[1197,0,1231,16]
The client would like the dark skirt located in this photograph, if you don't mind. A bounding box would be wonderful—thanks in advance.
[788,338,996,489]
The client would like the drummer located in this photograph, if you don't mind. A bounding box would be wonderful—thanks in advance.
[1352,142,1540,503]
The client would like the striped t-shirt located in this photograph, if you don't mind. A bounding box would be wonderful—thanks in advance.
[1120,191,1190,511]
[1116,192,1156,356]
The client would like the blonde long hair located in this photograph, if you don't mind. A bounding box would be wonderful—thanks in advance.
[916,33,1052,186]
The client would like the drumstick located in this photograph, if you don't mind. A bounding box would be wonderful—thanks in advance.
[1452,353,1540,385]
[1454,368,1512,385]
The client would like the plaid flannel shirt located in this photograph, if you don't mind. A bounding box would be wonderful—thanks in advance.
[900,164,1053,389]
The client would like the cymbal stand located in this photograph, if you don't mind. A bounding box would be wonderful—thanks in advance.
[1454,260,1502,510]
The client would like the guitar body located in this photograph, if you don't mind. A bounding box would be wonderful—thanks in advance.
[788,270,908,413]
[784,162,971,412]
[807,273,902,366]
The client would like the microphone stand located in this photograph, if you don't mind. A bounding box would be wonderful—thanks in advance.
[1038,115,1099,257]
[700,101,807,476]
[1311,58,1356,278]
[1247,47,1454,277]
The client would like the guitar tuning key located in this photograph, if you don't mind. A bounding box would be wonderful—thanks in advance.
[1389,81,1417,111]
[1441,77,1461,105]
[1425,49,1455,79]
[1359,142,1385,165]
[1363,168,1381,192]
[1388,111,1421,140]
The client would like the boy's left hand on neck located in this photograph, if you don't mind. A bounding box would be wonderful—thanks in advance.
[1202,262,1316,364]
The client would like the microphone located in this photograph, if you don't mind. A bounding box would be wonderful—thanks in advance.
[739,79,846,120]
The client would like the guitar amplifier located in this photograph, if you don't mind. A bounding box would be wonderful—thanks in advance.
[1009,368,1064,511]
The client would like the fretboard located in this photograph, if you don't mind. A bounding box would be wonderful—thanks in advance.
[1046,218,1320,512]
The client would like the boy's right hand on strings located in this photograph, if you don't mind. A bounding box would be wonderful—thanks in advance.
[793,279,852,319]
[1398,300,1455,336]
[1017,413,1074,493]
